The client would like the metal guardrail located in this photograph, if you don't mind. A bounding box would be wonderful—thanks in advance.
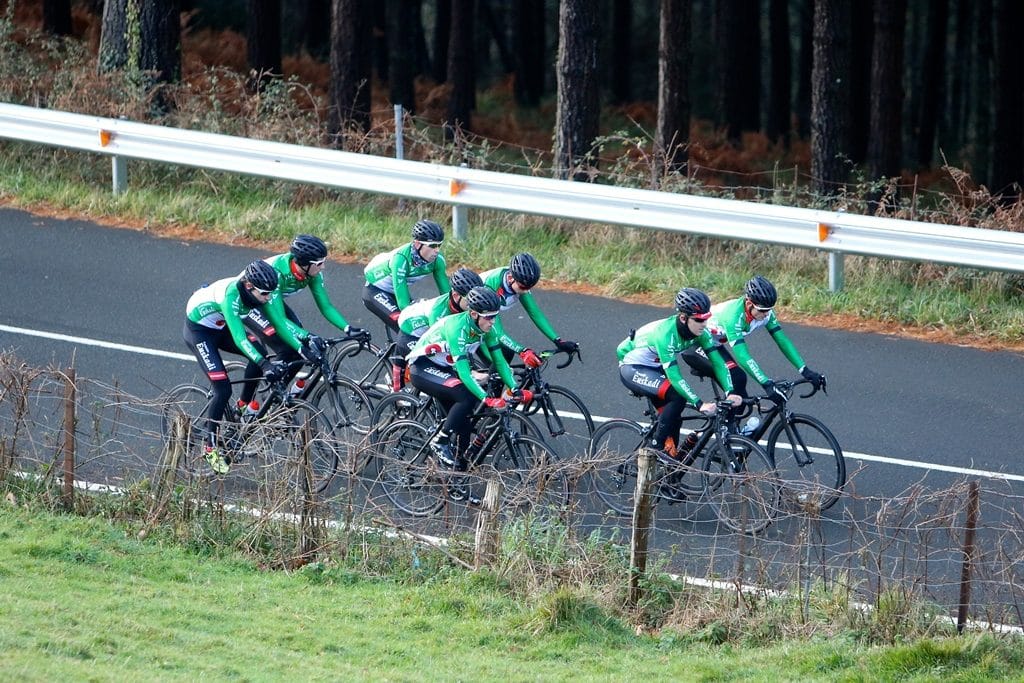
[2,102,1023,290]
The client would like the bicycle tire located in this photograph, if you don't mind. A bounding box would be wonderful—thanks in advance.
[519,385,594,460]
[486,434,569,521]
[307,376,373,477]
[369,391,442,435]
[701,433,780,535]
[373,419,446,516]
[766,413,846,511]
[249,398,343,495]
[587,419,645,516]
[328,339,393,401]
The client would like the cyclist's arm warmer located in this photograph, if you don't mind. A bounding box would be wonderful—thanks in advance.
[308,275,350,331]
[729,338,770,385]
[432,254,451,295]
[391,251,413,309]
[704,344,735,394]
[453,355,488,400]
[766,321,806,370]
[223,290,265,364]
[486,329,518,390]
[520,291,560,341]
[489,317,525,353]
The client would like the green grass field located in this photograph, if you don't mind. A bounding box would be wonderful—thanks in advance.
[2,506,1023,682]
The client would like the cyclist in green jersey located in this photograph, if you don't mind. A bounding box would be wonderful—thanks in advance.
[617,288,741,462]
[684,275,824,407]
[243,234,367,401]
[407,286,534,503]
[183,260,316,474]
[391,267,483,391]
[479,252,579,369]
[362,219,450,334]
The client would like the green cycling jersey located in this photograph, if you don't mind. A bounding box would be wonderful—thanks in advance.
[407,312,517,400]
[708,297,806,385]
[479,266,559,353]
[264,252,350,331]
[364,243,450,309]
[398,292,459,336]
[185,276,304,364]
[616,316,733,406]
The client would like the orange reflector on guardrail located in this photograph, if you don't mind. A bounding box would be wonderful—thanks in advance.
[450,179,465,196]
[99,130,113,147]
[818,223,831,242]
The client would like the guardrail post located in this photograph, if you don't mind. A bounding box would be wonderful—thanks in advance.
[111,155,127,195]
[828,252,845,292]
[394,104,404,160]
[452,162,469,240]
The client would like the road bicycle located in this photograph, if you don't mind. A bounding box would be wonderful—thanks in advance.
[509,348,594,460]
[588,396,780,534]
[327,327,398,404]
[733,376,846,511]
[159,342,370,494]
[372,401,569,520]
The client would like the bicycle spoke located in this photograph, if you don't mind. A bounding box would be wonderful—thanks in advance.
[769,414,846,512]
[702,433,780,535]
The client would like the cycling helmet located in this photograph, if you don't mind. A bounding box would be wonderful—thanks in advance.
[244,260,279,292]
[411,219,444,243]
[674,287,712,319]
[290,234,328,265]
[449,267,483,296]
[465,286,502,315]
[508,252,541,288]
[745,275,778,308]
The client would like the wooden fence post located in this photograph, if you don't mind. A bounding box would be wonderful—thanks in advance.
[628,449,656,607]
[956,480,980,634]
[62,368,76,511]
[474,479,503,569]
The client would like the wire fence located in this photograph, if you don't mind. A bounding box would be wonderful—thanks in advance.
[2,352,1022,633]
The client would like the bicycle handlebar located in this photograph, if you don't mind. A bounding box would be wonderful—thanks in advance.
[755,376,827,406]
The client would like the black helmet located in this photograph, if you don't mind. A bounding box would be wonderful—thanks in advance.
[674,287,712,318]
[465,286,502,315]
[412,219,444,243]
[290,234,327,265]
[745,275,778,308]
[509,252,541,288]
[449,267,483,296]
[244,260,279,292]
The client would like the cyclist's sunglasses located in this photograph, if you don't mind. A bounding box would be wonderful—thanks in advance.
[420,241,443,249]
[251,285,274,296]
[752,304,773,313]
[478,311,499,320]
[305,258,327,267]
[690,311,712,321]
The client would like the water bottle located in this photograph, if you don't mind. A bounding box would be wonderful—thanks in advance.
[288,377,306,398]
[242,399,260,422]
[677,431,700,458]
[740,415,761,436]
[463,432,488,461]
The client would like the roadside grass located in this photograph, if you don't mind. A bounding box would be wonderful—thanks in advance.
[2,142,1023,350]
[3,504,1023,682]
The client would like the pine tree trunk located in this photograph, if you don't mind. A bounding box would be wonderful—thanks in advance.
[99,0,181,112]
[867,0,906,185]
[554,0,600,180]
[717,0,760,143]
[445,0,476,139]
[811,0,851,195]
[388,0,419,113]
[328,0,373,146]
[656,0,691,175]
[916,0,947,169]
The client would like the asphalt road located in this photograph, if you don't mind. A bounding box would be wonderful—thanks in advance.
[3,206,1022,497]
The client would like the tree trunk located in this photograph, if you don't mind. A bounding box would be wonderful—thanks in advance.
[99,0,181,112]
[717,0,760,143]
[867,0,906,186]
[247,0,282,88]
[766,0,791,145]
[445,0,476,139]
[554,0,600,180]
[388,0,419,113]
[946,0,972,157]
[848,3,873,164]
[512,0,545,106]
[991,0,1024,199]
[796,0,813,139]
[811,0,851,195]
[328,0,373,146]
[916,0,947,169]
[969,0,993,186]
[43,0,72,36]
[432,0,451,83]
[610,0,633,104]
[656,0,691,175]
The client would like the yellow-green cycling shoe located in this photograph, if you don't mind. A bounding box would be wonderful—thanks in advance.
[203,446,230,475]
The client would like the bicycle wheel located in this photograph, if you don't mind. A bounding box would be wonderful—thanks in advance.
[701,433,780,535]
[767,413,846,511]
[369,391,441,435]
[587,419,645,516]
[519,385,594,460]
[328,339,392,401]
[157,383,210,484]
[373,419,445,516]
[308,377,373,477]
[251,398,342,495]
[486,435,569,521]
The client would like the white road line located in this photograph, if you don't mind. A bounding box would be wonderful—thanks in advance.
[3,323,1023,483]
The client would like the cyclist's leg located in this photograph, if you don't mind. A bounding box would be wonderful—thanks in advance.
[391,331,420,390]
[619,364,678,453]
[183,321,235,450]
[409,359,474,468]
[362,284,401,335]
[682,345,748,397]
